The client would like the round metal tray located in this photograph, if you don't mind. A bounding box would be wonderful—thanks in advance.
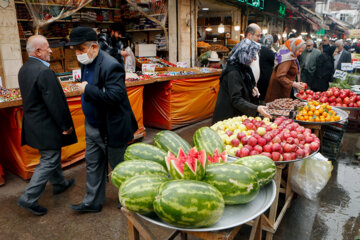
[295,106,349,125]
[294,96,360,110]
[227,149,319,165]
[138,180,276,232]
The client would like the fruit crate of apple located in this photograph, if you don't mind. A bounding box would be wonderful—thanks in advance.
[295,101,347,124]
[0,87,21,102]
[211,116,320,162]
[296,87,360,110]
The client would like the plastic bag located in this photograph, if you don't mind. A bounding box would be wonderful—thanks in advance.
[290,153,333,200]
[124,47,136,73]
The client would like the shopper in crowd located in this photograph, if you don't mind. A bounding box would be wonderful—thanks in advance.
[272,33,280,52]
[333,39,352,70]
[344,40,351,52]
[265,38,306,102]
[98,24,129,64]
[17,35,77,216]
[212,39,271,123]
[67,27,138,213]
[244,23,262,98]
[312,43,335,92]
[299,39,321,85]
[207,51,222,69]
[305,35,317,48]
[258,34,275,102]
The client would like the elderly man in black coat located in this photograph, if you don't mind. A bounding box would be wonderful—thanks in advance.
[67,27,138,213]
[17,35,77,216]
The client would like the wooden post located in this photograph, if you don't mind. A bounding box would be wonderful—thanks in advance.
[168,0,177,63]
[190,0,198,67]
[177,0,191,66]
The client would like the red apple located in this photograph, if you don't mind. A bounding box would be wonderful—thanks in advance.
[235,149,242,158]
[261,152,272,158]
[244,145,253,151]
[237,132,246,140]
[272,143,282,152]
[286,137,295,144]
[226,130,233,136]
[272,152,282,161]
[296,149,305,158]
[263,144,272,153]
[284,144,294,153]
[283,153,292,161]
[231,138,240,147]
[245,123,255,131]
[272,136,281,143]
[258,137,267,146]
[310,142,320,151]
[250,150,260,156]
[239,147,250,157]
[254,145,263,153]
[241,137,249,145]
[263,134,272,143]
[248,137,258,147]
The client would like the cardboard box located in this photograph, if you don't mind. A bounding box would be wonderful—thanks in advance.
[135,44,157,57]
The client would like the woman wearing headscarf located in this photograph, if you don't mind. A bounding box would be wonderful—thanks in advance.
[258,35,275,101]
[265,38,306,103]
[212,39,271,124]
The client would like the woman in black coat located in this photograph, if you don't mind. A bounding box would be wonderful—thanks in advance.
[312,45,335,92]
[258,35,275,101]
[212,39,271,124]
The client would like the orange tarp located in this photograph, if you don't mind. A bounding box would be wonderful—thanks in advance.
[127,86,145,136]
[0,86,144,180]
[143,76,220,130]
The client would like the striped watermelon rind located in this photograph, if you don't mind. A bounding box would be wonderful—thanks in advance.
[153,180,225,228]
[234,155,276,187]
[111,160,168,189]
[203,163,260,205]
[154,130,191,155]
[193,127,225,156]
[124,143,167,168]
[119,175,169,215]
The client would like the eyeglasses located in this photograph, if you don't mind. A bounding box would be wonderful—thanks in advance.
[306,45,312,47]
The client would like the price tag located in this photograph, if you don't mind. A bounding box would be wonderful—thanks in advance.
[353,61,360,69]
[333,70,347,81]
[341,63,353,71]
[176,62,188,68]
[142,64,156,75]
[72,69,82,82]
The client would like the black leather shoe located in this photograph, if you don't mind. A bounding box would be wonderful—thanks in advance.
[53,179,75,195]
[17,200,47,216]
[70,203,102,213]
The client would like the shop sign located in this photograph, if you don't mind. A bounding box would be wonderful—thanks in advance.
[333,70,347,81]
[316,29,326,36]
[279,3,286,18]
[72,69,82,82]
[349,29,360,39]
[341,63,353,71]
[237,0,264,10]
[142,64,156,75]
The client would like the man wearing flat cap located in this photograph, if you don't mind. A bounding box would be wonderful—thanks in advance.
[67,26,138,213]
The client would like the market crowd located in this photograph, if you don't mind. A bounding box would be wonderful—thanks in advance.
[16,23,356,216]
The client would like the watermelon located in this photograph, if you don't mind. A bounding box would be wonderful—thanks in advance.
[154,130,191,155]
[124,143,167,168]
[153,180,225,228]
[193,127,225,154]
[111,160,168,189]
[203,163,260,205]
[207,149,227,164]
[234,155,276,187]
[119,175,169,215]
[165,147,207,180]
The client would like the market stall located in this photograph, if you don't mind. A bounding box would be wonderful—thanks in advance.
[0,83,145,180]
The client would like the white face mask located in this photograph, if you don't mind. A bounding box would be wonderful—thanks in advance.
[76,46,94,65]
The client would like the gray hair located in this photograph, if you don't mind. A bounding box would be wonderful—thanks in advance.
[306,39,314,45]
[245,23,261,37]
[84,41,99,47]
[26,35,47,54]
[335,39,344,46]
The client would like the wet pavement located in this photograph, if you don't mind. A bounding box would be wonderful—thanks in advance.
[0,118,359,240]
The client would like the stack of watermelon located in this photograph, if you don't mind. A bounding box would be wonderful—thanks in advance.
[111,128,276,228]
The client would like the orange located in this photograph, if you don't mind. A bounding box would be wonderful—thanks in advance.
[308,111,313,116]
[335,116,340,121]
[314,101,320,106]
[314,110,320,116]
[319,108,324,114]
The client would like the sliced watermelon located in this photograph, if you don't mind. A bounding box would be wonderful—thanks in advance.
[207,149,228,164]
[165,147,207,180]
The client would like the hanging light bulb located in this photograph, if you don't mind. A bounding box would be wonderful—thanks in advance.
[205,26,212,32]
[218,23,225,33]
[262,29,268,34]
[234,25,240,31]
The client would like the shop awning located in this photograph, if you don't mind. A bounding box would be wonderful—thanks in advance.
[326,15,354,30]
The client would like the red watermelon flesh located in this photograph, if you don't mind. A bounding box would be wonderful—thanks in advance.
[207,149,227,164]
[165,147,207,180]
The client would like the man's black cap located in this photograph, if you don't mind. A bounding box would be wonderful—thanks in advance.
[66,27,97,46]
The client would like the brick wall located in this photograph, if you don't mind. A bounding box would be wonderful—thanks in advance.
[0,0,23,88]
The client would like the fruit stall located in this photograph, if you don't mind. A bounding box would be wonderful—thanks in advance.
[110,113,330,240]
